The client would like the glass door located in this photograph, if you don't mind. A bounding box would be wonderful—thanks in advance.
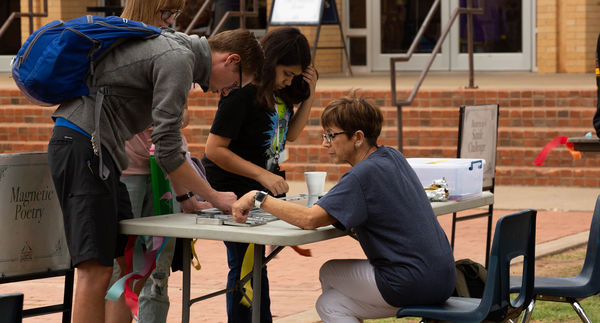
[0,0,21,72]
[449,0,533,71]
[371,0,451,71]
[366,0,533,72]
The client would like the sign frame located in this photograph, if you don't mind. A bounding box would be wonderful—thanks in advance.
[0,152,73,321]
[268,0,325,26]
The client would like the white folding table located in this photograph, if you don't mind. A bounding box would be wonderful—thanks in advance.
[120,191,494,323]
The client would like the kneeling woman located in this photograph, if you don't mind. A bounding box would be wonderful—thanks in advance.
[231,95,456,322]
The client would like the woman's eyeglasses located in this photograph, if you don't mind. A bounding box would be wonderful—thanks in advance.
[161,9,182,22]
[321,131,346,143]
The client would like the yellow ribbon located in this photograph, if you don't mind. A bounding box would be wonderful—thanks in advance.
[190,239,201,270]
[239,243,254,307]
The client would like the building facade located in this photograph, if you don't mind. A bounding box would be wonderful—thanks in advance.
[0,0,599,74]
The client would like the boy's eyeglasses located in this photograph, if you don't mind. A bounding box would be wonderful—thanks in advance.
[161,9,182,21]
[321,131,346,143]
[238,63,242,89]
[220,64,243,96]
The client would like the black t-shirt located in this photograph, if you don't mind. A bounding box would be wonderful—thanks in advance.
[202,85,291,197]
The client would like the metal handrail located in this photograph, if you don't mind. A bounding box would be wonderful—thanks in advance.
[184,0,259,37]
[390,0,483,151]
[211,0,258,37]
[0,0,48,40]
[184,0,213,35]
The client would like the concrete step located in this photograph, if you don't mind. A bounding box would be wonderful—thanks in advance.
[286,164,600,187]
[2,88,596,108]
[0,105,56,123]
[0,140,48,153]
[2,141,598,187]
[276,163,600,187]
[3,140,590,173]
[187,105,597,129]
[0,122,594,152]
[1,104,596,133]
[0,123,53,142]
[498,107,596,128]
[496,127,595,148]
[187,143,598,168]
[495,166,600,187]
[1,88,598,187]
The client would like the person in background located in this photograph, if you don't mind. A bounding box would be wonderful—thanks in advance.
[202,27,317,322]
[106,1,231,322]
[113,108,213,323]
[47,5,264,320]
[214,0,242,30]
[231,96,456,322]
[592,33,600,137]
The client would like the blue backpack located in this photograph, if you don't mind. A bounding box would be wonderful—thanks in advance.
[11,15,161,106]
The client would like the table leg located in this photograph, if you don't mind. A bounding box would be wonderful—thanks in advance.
[252,244,265,323]
[182,238,191,323]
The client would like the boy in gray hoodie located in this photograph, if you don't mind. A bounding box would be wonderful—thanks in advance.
[47,28,263,323]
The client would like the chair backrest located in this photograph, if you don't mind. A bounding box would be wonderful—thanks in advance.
[0,293,24,323]
[579,195,600,291]
[478,209,536,321]
[457,104,499,191]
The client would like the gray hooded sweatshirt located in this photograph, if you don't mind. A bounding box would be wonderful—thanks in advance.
[52,29,211,175]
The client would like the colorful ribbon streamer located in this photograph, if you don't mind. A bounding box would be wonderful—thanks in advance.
[105,235,169,319]
[533,136,581,166]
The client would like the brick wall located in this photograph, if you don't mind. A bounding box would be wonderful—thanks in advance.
[558,0,585,73]
[13,0,600,74]
[536,0,558,73]
[61,0,96,21]
[537,0,600,73]
[585,0,600,71]
[19,0,95,43]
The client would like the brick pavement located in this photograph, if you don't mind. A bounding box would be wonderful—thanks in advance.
[0,206,592,323]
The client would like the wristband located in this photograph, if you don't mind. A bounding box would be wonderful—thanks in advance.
[176,191,194,202]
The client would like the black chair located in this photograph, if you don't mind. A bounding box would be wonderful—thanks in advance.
[0,293,24,323]
[510,195,600,323]
[397,209,536,323]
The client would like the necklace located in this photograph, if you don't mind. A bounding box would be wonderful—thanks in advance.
[352,146,376,166]
[362,146,376,161]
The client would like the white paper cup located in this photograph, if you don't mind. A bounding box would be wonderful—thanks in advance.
[304,171,326,196]
[306,195,319,206]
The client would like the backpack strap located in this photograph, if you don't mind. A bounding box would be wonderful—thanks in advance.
[90,86,150,180]
[92,87,109,180]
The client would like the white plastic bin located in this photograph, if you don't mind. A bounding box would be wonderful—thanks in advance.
[407,158,485,200]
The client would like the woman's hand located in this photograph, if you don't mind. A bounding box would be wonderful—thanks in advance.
[257,172,289,196]
[303,65,318,99]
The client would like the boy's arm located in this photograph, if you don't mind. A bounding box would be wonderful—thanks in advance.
[168,161,235,213]
[169,179,213,213]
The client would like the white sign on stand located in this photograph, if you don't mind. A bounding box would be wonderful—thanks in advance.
[269,0,324,25]
[458,104,499,188]
[0,152,71,278]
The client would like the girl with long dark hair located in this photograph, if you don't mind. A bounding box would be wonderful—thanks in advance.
[202,27,318,322]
